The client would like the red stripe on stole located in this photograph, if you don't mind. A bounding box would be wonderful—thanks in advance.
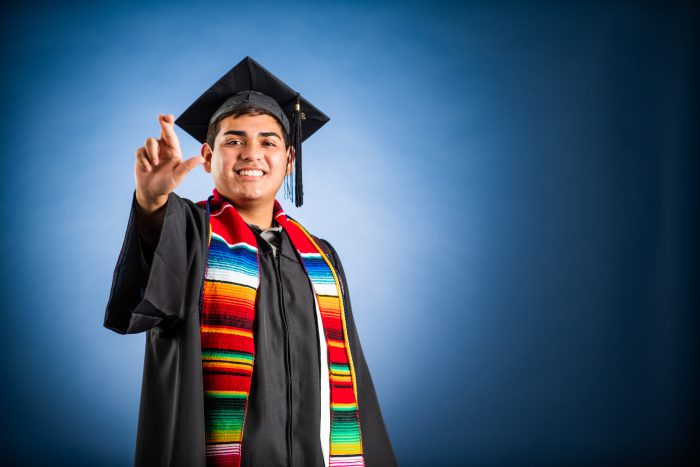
[320,311,342,327]
[204,374,252,392]
[328,345,350,363]
[203,337,255,355]
[203,298,256,316]
[209,215,257,246]
[203,370,253,384]
[319,324,343,339]
[281,222,316,253]
[320,314,342,330]
[331,386,358,404]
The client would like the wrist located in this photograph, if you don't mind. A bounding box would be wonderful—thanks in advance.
[135,190,168,214]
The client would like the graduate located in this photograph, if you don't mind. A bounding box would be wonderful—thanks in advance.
[104,56,398,467]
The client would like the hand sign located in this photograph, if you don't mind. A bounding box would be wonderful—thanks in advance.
[134,114,204,212]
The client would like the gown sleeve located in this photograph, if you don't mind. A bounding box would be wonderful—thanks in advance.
[317,238,400,467]
[103,190,208,335]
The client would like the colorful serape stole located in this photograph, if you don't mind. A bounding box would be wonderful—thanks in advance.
[198,188,364,467]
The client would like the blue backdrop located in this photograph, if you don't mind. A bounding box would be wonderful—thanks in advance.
[1,1,698,465]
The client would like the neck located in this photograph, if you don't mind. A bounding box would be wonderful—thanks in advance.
[235,200,274,230]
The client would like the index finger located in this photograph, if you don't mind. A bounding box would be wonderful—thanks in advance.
[158,114,180,147]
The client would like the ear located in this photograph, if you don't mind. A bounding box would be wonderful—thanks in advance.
[285,146,294,176]
[201,143,213,173]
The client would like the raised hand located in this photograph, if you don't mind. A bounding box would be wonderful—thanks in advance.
[134,114,204,212]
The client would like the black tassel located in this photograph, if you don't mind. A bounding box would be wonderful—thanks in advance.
[291,93,304,207]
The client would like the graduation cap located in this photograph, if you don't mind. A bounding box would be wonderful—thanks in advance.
[175,56,330,207]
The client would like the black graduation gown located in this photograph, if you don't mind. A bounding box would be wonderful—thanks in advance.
[103,191,398,467]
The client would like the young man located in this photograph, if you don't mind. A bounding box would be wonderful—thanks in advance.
[104,56,397,467]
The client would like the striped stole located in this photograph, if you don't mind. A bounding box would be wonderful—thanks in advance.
[198,188,365,467]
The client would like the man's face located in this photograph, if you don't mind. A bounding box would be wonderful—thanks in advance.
[202,113,292,207]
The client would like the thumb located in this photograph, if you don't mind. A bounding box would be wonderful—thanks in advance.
[175,155,205,179]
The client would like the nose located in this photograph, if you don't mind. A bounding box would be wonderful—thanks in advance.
[240,152,261,161]
[240,141,263,161]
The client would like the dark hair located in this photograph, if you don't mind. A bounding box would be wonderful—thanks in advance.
[206,105,290,150]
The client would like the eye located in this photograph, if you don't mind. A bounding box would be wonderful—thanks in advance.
[263,140,276,147]
[225,139,242,146]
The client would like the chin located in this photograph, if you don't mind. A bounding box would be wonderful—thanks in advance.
[216,179,281,206]
[228,190,271,205]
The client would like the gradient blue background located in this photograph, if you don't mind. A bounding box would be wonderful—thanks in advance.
[1,1,698,465]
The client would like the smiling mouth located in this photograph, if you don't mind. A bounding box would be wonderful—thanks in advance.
[236,169,266,177]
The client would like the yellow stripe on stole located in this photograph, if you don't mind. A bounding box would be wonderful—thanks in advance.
[204,281,256,303]
[205,390,249,397]
[317,295,341,318]
[331,402,358,410]
[330,374,352,383]
[331,443,363,456]
[202,362,253,372]
[200,326,253,339]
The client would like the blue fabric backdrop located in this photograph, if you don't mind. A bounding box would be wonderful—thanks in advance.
[1,1,698,465]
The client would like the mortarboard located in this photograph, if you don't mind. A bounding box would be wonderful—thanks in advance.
[175,56,329,207]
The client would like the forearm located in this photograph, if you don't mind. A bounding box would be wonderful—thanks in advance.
[134,191,168,248]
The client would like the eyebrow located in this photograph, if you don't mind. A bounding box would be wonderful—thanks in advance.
[222,130,282,140]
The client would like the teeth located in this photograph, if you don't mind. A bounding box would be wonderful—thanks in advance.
[238,169,264,177]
